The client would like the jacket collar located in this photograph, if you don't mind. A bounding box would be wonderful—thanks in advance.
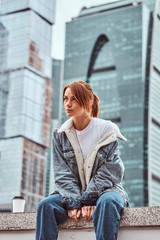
[57,118,127,142]
[57,118,73,133]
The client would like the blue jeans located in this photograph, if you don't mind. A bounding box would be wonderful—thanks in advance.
[36,191,125,240]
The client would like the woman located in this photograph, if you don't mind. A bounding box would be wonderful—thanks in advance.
[36,80,128,240]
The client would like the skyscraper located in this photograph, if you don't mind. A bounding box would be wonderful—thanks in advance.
[0,0,55,211]
[62,0,160,206]
[46,59,64,197]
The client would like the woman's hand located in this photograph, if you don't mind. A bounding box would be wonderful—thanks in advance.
[82,206,96,221]
[68,209,81,221]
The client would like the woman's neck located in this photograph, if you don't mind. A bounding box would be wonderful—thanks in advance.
[72,115,92,131]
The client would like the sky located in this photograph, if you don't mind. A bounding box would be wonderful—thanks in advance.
[52,0,120,60]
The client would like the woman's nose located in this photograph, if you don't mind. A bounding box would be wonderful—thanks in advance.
[66,99,72,106]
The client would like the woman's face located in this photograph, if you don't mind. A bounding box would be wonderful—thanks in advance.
[63,87,88,118]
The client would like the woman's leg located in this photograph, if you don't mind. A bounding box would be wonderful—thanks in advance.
[36,194,68,240]
[92,191,125,240]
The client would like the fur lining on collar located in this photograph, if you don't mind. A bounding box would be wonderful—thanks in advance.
[57,118,73,133]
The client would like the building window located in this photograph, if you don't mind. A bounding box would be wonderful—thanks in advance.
[86,34,116,83]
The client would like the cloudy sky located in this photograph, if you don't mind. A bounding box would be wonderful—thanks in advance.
[52,0,120,59]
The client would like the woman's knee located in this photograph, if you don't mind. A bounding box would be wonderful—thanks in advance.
[37,198,50,213]
[97,191,125,209]
[37,194,61,212]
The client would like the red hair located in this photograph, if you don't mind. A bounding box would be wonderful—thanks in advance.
[63,80,99,117]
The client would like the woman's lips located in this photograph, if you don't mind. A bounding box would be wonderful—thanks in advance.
[65,109,73,113]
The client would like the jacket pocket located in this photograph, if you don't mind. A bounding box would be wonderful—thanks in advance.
[63,149,78,175]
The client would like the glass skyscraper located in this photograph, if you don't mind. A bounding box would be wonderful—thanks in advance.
[0,0,55,211]
[62,0,160,206]
[46,59,64,197]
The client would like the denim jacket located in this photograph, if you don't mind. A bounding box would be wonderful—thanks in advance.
[52,118,128,209]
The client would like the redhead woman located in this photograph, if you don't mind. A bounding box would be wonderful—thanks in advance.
[36,80,128,240]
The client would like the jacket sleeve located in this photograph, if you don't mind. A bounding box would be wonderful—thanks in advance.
[52,130,82,210]
[81,140,124,205]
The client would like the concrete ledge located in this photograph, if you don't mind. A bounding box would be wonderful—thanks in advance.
[0,206,160,231]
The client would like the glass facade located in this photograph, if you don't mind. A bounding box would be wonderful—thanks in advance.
[0,0,55,24]
[0,10,52,77]
[0,0,55,211]
[0,137,46,211]
[22,138,46,211]
[46,59,63,197]
[63,0,160,206]
[52,59,63,120]
[0,138,23,208]
[0,23,8,72]
[148,0,160,205]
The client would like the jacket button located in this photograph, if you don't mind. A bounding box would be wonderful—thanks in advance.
[88,166,90,168]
